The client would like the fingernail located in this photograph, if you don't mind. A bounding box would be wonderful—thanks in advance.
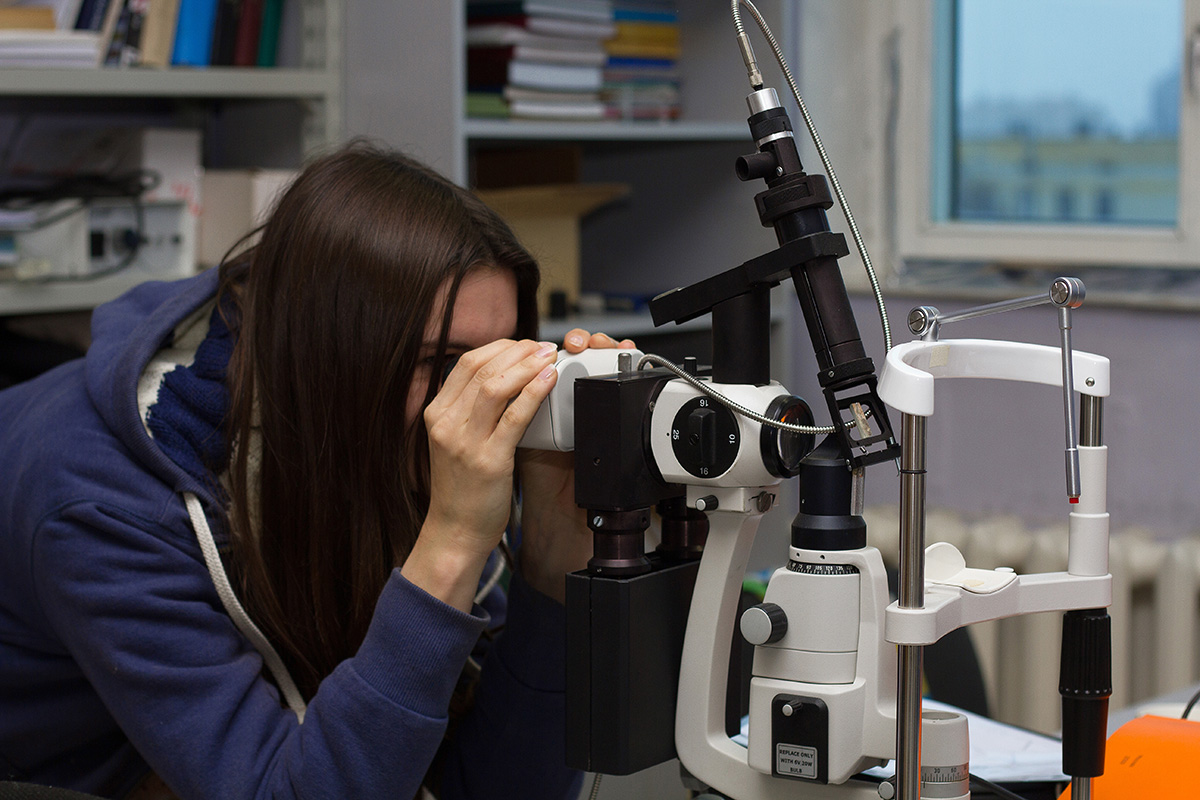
[566,333,584,348]
[539,364,556,381]
[536,342,557,357]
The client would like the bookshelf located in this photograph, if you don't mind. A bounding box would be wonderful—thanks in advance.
[0,0,341,316]
[345,0,794,335]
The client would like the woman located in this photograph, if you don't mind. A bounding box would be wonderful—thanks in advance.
[0,142,630,799]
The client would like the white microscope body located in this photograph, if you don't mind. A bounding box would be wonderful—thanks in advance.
[667,311,1112,800]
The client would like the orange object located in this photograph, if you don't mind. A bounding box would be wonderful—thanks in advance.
[1059,715,1200,798]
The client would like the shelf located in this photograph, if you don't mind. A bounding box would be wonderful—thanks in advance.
[0,272,157,316]
[463,118,750,142]
[0,67,335,98]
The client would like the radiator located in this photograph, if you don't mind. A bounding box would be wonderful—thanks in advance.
[863,506,1200,735]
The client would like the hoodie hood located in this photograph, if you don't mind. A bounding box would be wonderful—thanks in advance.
[85,267,222,500]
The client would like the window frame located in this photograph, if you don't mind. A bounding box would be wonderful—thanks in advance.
[893,0,1200,270]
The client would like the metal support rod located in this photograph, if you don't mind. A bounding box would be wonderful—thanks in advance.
[1071,778,1092,800]
[934,291,1052,325]
[1060,306,1081,501]
[907,276,1086,341]
[1080,395,1103,448]
[896,413,927,800]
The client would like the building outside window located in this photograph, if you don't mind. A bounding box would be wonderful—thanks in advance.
[894,0,1200,272]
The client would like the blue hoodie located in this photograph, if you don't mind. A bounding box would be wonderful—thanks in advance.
[0,268,581,800]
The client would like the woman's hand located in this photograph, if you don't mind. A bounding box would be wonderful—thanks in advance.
[518,329,635,603]
[403,339,559,612]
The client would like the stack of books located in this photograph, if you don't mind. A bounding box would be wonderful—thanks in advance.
[466,0,617,122]
[0,2,104,67]
[601,1,680,121]
[17,0,289,69]
[99,0,286,68]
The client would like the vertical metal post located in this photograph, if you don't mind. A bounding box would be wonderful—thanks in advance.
[1059,306,1081,500]
[896,413,927,800]
[1080,395,1102,448]
[1070,394,1104,800]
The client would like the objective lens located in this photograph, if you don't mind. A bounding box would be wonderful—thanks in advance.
[761,395,814,478]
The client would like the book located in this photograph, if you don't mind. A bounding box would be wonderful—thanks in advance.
[605,19,678,59]
[612,8,675,23]
[466,91,509,119]
[0,6,58,29]
[101,0,148,66]
[169,0,217,65]
[136,0,180,67]
[509,96,604,120]
[604,55,678,78]
[472,85,606,120]
[100,0,125,64]
[470,56,603,92]
[612,20,678,45]
[469,42,606,68]
[253,0,279,65]
[231,0,261,66]
[3,0,87,29]
[611,0,674,22]
[0,29,102,66]
[504,85,604,104]
[605,38,677,59]
[208,0,238,65]
[48,0,87,28]
[467,22,606,49]
[73,0,111,30]
[467,0,613,22]
[467,13,614,40]
[95,0,124,61]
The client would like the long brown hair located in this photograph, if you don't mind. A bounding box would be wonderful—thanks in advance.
[216,142,539,700]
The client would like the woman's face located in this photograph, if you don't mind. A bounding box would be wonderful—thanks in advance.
[405,267,519,427]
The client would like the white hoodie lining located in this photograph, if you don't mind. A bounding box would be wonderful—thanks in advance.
[184,491,307,722]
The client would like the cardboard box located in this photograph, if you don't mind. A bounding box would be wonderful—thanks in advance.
[198,168,297,267]
[475,182,628,317]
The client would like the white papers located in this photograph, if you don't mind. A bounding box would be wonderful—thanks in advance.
[0,29,103,68]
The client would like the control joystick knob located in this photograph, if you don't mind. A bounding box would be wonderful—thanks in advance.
[740,602,788,645]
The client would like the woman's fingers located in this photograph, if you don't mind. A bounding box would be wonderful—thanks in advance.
[463,341,556,436]
[561,327,637,354]
[428,337,516,410]
[491,360,558,448]
[425,339,557,449]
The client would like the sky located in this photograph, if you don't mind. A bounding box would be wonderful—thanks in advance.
[957,0,1182,136]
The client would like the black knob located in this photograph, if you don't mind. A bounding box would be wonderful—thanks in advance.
[740,602,788,645]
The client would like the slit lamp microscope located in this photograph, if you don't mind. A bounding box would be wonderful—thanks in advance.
[519,5,1115,798]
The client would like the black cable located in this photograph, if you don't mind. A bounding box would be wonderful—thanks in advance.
[0,170,159,210]
[1182,685,1200,720]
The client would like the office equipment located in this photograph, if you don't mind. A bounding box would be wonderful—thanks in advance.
[534,4,1117,800]
[4,197,191,282]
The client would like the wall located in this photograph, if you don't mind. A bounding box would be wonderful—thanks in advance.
[775,293,1200,542]
[785,0,1200,543]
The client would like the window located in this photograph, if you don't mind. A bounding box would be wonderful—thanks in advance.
[894,0,1200,270]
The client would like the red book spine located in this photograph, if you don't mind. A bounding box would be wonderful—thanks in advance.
[232,0,263,66]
